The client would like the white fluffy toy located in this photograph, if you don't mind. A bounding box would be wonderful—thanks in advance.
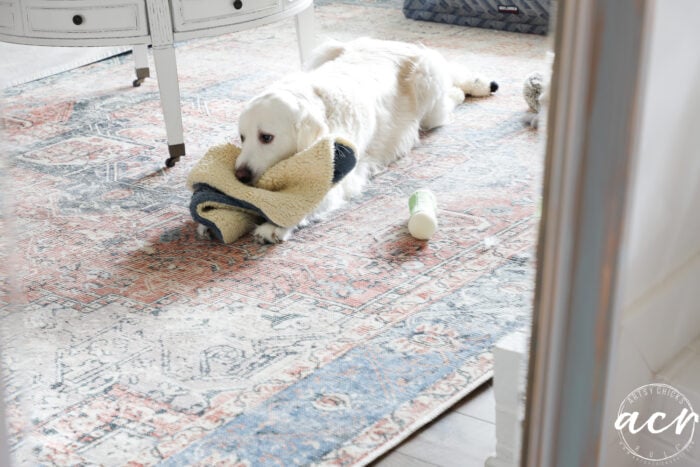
[523,51,554,129]
[522,71,548,129]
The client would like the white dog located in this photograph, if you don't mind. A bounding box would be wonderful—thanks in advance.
[199,37,498,243]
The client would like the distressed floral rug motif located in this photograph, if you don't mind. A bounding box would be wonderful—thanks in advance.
[1,1,547,465]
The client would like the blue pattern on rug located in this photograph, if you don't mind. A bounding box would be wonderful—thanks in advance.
[163,254,531,465]
[1,1,547,464]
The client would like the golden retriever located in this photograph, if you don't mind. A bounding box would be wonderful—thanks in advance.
[200,37,498,243]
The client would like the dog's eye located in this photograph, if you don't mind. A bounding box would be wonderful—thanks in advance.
[259,132,274,144]
[240,134,245,143]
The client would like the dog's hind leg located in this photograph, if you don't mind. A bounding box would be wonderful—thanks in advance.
[420,94,456,131]
[411,50,460,131]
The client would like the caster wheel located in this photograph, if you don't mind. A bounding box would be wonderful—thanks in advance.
[133,78,143,87]
[165,143,185,168]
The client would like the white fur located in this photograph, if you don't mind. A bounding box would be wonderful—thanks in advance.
[206,38,496,243]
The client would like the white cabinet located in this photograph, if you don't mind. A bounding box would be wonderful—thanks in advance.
[0,0,315,166]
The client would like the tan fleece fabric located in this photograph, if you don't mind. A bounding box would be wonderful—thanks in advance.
[187,136,354,243]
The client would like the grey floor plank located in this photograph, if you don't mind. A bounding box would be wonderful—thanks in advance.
[453,383,496,424]
[395,411,495,467]
[373,451,440,467]
[370,381,497,467]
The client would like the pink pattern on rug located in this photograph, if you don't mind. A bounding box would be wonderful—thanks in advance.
[1,2,548,464]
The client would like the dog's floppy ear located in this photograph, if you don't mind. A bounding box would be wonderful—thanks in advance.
[296,107,328,152]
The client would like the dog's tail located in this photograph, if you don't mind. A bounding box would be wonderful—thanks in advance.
[304,39,346,71]
[449,63,499,97]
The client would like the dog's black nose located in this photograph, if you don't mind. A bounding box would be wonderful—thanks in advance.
[235,166,253,184]
[490,81,499,93]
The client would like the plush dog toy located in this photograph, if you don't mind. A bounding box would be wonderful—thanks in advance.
[523,69,550,129]
[187,136,357,243]
[523,71,545,113]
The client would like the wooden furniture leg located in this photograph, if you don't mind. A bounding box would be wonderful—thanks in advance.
[152,45,185,167]
[294,3,316,66]
[132,44,150,87]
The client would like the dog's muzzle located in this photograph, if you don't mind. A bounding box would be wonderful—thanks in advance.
[235,166,253,184]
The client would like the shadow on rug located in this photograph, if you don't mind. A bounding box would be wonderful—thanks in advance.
[0,1,547,465]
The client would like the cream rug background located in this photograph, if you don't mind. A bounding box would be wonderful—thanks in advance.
[2,2,547,463]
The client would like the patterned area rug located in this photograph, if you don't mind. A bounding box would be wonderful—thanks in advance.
[1,2,547,465]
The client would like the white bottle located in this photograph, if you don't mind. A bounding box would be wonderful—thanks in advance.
[408,189,438,240]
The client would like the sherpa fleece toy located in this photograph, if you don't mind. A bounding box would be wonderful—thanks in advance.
[187,137,357,243]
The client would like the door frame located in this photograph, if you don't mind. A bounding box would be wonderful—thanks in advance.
[522,1,651,466]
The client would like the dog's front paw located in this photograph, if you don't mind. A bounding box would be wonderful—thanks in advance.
[253,223,292,244]
[196,223,212,240]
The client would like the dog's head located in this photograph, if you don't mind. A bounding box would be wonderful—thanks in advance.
[235,89,328,184]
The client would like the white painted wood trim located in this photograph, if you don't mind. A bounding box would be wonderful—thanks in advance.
[20,0,149,39]
[486,332,528,467]
[145,0,173,47]
[152,46,184,146]
[170,0,311,42]
[170,0,281,33]
[0,0,23,35]
[133,42,149,69]
[0,31,150,46]
[522,1,651,466]
[294,2,315,66]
